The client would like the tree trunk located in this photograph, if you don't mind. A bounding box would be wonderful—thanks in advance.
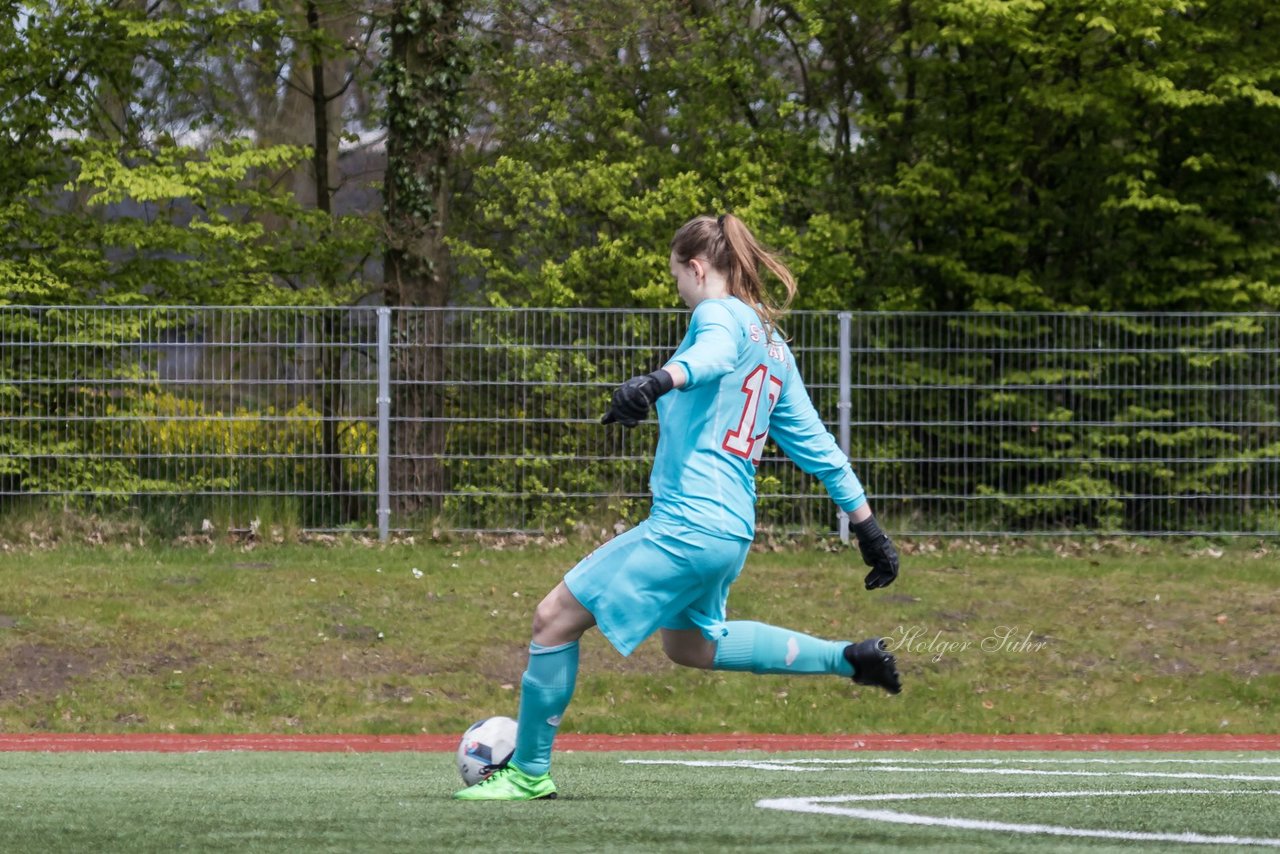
[299,1,360,525]
[381,0,468,521]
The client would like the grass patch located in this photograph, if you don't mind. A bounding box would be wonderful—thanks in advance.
[0,539,1275,734]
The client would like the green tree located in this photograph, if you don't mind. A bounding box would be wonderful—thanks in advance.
[451,0,858,311]
[450,0,1280,313]
[1,0,377,306]
[824,0,1280,310]
[1,1,380,526]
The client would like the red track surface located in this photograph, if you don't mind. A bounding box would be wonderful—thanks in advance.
[1,733,1277,753]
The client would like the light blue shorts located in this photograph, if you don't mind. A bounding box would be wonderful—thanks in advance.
[564,515,751,657]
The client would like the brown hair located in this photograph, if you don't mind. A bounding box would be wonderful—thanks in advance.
[670,213,798,336]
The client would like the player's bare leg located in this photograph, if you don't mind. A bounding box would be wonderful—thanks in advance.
[455,583,597,800]
[660,628,716,669]
[513,583,595,776]
[532,582,596,646]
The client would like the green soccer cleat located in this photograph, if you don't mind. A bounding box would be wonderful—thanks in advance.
[453,764,558,801]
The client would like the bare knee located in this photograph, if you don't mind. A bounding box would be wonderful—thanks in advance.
[661,630,716,670]
[530,583,595,647]
[530,595,559,638]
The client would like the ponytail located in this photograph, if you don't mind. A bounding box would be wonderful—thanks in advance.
[670,214,798,337]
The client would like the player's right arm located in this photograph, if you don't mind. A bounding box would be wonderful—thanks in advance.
[665,300,738,390]
[601,301,738,427]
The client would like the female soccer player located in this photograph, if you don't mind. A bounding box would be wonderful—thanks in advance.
[456,214,901,801]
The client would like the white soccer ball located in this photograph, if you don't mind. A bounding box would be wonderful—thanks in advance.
[457,715,518,786]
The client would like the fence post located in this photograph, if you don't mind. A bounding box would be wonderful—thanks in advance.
[838,311,852,545]
[376,307,392,542]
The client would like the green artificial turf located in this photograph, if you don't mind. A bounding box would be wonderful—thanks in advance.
[1,750,1278,853]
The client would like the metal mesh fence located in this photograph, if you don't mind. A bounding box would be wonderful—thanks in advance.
[2,306,1277,538]
[843,313,1280,536]
[0,306,381,533]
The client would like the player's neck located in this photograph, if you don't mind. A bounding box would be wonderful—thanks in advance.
[688,274,730,307]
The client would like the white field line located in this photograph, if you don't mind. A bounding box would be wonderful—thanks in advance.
[770,757,1280,766]
[623,759,828,772]
[621,759,1280,782]
[756,790,1280,848]
[833,788,1280,800]
[622,758,1280,847]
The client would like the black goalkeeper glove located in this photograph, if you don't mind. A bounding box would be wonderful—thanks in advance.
[853,515,899,590]
[601,370,675,428]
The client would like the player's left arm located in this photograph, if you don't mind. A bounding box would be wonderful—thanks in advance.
[770,369,900,590]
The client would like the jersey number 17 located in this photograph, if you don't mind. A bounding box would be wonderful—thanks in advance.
[722,364,782,464]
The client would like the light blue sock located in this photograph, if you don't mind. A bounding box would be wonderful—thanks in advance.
[511,640,579,776]
[712,620,854,677]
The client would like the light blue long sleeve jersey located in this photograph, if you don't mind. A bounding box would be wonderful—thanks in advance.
[651,297,867,541]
